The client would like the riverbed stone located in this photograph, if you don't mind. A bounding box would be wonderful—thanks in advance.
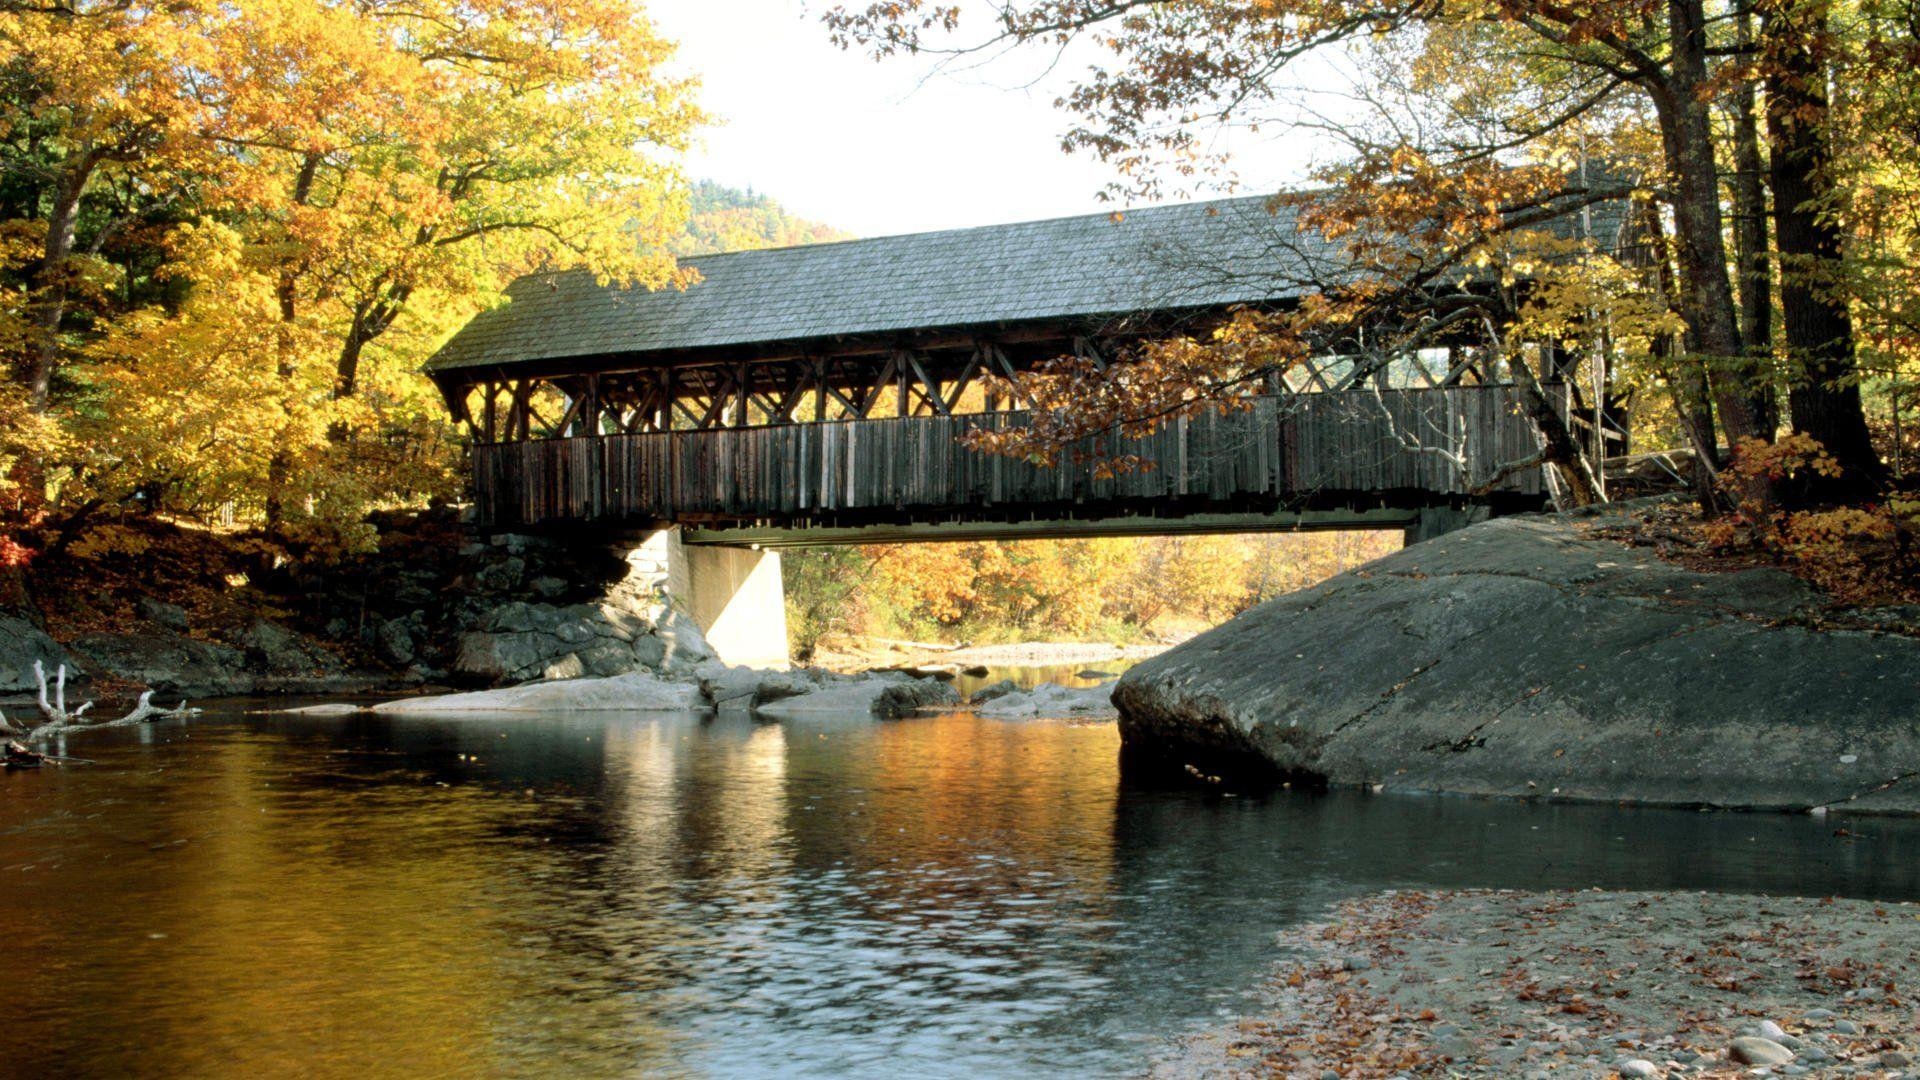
[969,679,1019,704]
[978,681,1117,719]
[1113,510,1920,811]
[1731,1037,1796,1066]
[753,668,821,703]
[698,663,762,710]
[755,671,959,720]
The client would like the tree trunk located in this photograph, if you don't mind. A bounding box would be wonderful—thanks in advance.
[1730,0,1774,361]
[1657,0,1777,457]
[1763,0,1888,501]
[1512,356,1604,505]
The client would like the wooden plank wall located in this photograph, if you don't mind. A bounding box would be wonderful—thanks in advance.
[472,387,1546,528]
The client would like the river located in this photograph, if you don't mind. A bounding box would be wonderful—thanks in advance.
[5,688,1919,1078]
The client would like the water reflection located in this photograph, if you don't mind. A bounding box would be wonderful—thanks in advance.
[951,659,1138,699]
[2,708,1917,1078]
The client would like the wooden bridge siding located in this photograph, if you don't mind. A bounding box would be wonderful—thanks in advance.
[471,388,1543,528]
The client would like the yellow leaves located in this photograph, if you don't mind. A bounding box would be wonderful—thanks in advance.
[3,0,700,530]
[66,523,155,561]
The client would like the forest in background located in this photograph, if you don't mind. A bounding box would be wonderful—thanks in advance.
[783,532,1402,657]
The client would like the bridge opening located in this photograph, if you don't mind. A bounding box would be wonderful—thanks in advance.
[779,528,1405,670]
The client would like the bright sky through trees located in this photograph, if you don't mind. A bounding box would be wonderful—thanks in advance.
[650,1,1330,237]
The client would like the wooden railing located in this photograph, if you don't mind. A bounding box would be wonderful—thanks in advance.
[470,387,1547,529]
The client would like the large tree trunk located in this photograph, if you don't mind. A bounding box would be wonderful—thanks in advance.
[1622,197,1721,504]
[1658,0,1778,459]
[1763,0,1888,502]
[1730,0,1774,362]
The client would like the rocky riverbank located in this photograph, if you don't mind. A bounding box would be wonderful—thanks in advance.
[1114,504,1920,814]
[1155,888,1920,1078]
[0,511,714,704]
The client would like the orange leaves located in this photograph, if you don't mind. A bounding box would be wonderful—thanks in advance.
[1696,436,1920,604]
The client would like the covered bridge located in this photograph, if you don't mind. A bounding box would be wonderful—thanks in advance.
[426,196,1580,546]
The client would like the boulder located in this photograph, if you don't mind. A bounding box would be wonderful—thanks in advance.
[578,641,641,678]
[0,612,75,693]
[1114,512,1920,812]
[375,618,416,665]
[697,662,762,710]
[755,671,960,720]
[69,631,251,697]
[137,598,190,632]
[977,681,1117,719]
[452,630,560,684]
[968,679,1019,704]
[754,668,826,703]
[370,671,703,714]
[236,619,341,676]
[1729,1037,1795,1067]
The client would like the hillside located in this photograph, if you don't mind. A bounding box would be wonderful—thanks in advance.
[676,180,851,255]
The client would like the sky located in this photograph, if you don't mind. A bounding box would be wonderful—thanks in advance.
[648,2,1329,239]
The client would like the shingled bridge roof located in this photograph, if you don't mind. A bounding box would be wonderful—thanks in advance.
[425,192,1623,376]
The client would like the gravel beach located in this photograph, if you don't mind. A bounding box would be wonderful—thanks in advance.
[1156,889,1920,1078]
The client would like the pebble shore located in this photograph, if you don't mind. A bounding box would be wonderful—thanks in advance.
[1156,889,1920,1078]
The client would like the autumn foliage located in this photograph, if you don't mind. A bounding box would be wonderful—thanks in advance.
[1701,435,1919,602]
[784,531,1401,656]
[2,0,698,555]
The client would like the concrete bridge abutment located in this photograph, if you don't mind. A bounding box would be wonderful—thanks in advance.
[628,527,790,670]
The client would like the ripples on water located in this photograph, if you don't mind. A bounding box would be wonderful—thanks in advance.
[4,700,1920,1078]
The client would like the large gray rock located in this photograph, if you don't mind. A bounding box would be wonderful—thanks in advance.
[69,631,251,697]
[977,681,1117,719]
[0,612,73,692]
[1114,514,1920,813]
[755,671,960,720]
[452,598,682,685]
[371,671,703,714]
[236,619,341,676]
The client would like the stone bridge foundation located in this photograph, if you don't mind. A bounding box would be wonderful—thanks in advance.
[629,528,790,670]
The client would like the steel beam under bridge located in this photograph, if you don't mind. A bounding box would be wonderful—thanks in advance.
[680,506,1487,548]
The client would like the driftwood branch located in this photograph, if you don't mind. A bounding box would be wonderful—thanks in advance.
[3,663,202,754]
